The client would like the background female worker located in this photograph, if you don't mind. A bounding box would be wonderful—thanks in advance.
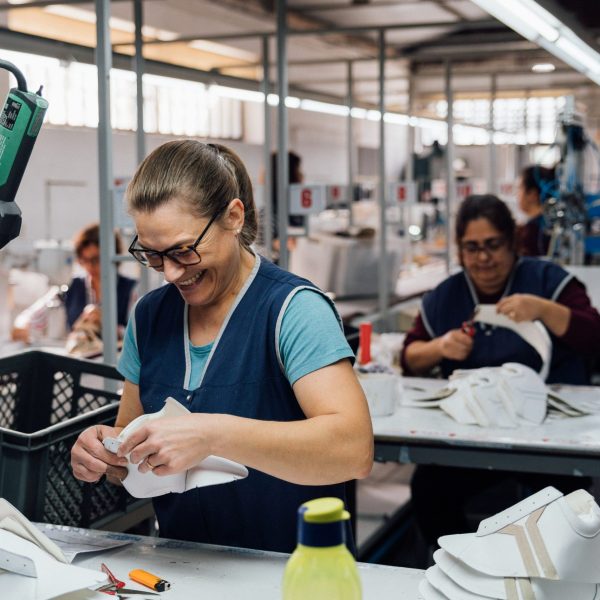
[516,164,555,257]
[71,140,374,553]
[11,223,136,343]
[401,194,600,551]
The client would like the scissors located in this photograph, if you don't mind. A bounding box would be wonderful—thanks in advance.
[98,563,160,598]
[461,309,477,338]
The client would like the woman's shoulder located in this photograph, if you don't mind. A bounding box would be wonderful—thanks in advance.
[516,256,569,281]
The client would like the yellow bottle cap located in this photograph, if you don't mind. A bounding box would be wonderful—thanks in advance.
[301,497,350,524]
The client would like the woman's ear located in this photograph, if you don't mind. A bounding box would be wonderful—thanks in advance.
[224,198,245,231]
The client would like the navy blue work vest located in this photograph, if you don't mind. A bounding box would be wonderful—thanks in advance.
[133,256,350,553]
[64,274,136,329]
[421,257,587,384]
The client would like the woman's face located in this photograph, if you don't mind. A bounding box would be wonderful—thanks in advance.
[517,176,540,214]
[459,217,515,295]
[78,243,101,281]
[133,198,244,308]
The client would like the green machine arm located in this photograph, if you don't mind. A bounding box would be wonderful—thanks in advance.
[0,58,48,249]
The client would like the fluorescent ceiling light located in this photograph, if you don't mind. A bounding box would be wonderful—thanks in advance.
[472,0,558,43]
[210,85,264,103]
[300,99,350,116]
[471,0,600,87]
[556,37,600,74]
[531,63,555,73]
[285,96,301,109]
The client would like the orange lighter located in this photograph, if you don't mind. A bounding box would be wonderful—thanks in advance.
[129,569,171,592]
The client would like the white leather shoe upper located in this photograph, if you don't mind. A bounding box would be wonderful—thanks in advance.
[439,487,600,583]
[104,397,248,498]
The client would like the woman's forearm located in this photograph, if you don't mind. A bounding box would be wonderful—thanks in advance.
[538,298,571,337]
[208,412,373,486]
[402,339,444,375]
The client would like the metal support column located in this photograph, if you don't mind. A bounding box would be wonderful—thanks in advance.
[96,0,118,365]
[488,73,497,195]
[262,35,273,261]
[444,61,455,276]
[134,0,149,294]
[406,68,415,182]
[276,0,289,270]
[377,30,388,323]
[347,61,354,227]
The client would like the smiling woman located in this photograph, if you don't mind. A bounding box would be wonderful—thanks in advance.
[70,140,374,554]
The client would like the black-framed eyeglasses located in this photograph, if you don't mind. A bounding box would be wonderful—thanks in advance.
[128,207,226,269]
[460,236,507,256]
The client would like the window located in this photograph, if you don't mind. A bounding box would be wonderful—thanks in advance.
[0,48,242,139]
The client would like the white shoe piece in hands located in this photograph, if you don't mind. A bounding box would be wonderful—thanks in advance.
[103,397,248,498]
[439,487,600,583]
[473,305,551,382]
[434,549,600,600]
[419,577,450,600]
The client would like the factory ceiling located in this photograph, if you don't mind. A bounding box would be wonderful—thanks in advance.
[0,0,598,111]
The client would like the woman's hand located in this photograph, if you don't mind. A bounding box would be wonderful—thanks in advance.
[117,415,213,477]
[438,329,474,361]
[496,293,546,322]
[497,292,571,337]
[71,424,128,483]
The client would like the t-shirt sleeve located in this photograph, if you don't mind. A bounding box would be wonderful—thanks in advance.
[279,289,354,386]
[117,314,141,384]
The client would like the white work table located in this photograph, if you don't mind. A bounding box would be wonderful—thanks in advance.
[34,526,423,600]
[373,378,600,476]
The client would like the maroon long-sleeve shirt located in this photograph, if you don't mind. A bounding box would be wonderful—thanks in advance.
[400,278,600,376]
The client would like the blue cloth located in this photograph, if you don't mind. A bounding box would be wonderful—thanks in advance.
[421,257,587,384]
[119,288,352,389]
[119,256,354,553]
[64,274,136,329]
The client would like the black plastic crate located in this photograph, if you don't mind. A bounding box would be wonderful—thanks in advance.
[0,350,147,528]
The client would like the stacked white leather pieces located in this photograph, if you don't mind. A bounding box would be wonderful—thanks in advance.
[402,363,589,428]
[418,487,600,600]
[0,498,108,599]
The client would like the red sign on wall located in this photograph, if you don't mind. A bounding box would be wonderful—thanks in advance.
[301,188,313,208]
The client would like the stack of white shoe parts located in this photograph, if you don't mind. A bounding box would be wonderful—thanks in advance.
[440,364,547,428]
[418,487,600,600]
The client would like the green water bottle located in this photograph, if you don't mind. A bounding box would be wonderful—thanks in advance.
[282,497,362,600]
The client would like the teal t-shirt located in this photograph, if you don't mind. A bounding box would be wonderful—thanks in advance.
[118,289,353,389]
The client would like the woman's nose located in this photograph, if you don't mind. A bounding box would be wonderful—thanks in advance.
[162,257,186,282]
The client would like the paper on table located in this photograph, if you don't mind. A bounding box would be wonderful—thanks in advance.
[39,525,135,563]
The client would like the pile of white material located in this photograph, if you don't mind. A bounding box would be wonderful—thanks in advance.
[443,363,548,428]
[403,363,589,428]
[0,498,107,599]
[419,487,600,600]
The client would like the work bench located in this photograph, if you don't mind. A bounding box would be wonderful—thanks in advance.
[30,525,424,600]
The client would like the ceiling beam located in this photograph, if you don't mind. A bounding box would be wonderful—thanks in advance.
[0,0,131,10]
[126,18,498,46]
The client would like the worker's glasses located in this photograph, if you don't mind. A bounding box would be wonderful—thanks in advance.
[460,236,507,256]
[128,207,225,269]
